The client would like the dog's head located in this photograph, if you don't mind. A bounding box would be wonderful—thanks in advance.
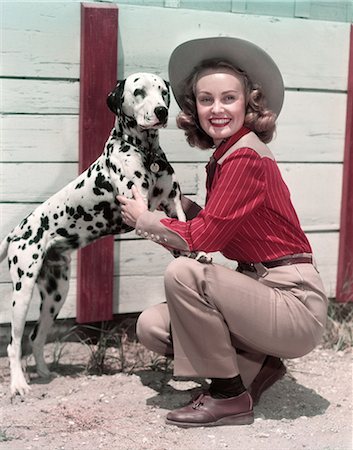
[107,73,170,129]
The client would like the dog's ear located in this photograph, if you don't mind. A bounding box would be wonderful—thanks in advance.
[163,80,171,107]
[107,79,126,115]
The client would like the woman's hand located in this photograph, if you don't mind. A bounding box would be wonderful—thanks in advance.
[117,185,148,228]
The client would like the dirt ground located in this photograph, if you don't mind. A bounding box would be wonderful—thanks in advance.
[0,341,352,450]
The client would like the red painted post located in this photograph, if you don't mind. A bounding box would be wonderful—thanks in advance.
[77,3,118,322]
[336,25,353,303]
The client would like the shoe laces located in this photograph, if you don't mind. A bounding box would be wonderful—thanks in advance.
[192,393,206,410]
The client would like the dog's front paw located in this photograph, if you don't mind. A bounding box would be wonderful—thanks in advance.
[186,251,213,264]
[193,251,213,264]
[10,374,31,398]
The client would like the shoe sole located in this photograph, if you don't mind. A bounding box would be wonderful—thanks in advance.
[165,411,254,428]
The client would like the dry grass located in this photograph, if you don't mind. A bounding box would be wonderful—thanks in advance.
[48,300,352,377]
[322,301,353,351]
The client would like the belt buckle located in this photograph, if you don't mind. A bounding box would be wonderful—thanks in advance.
[248,263,257,272]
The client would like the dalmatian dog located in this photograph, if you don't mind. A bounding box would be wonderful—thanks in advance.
[0,72,210,397]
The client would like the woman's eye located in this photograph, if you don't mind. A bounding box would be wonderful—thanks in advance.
[198,97,213,104]
[224,95,236,103]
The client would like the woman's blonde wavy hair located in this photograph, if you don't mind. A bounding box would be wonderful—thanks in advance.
[176,59,277,149]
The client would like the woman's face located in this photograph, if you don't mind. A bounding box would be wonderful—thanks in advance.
[195,69,246,146]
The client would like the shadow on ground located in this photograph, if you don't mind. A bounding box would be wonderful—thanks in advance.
[136,369,330,421]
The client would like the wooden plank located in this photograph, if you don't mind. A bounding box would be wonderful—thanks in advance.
[163,90,346,163]
[1,90,346,163]
[0,163,200,203]
[1,1,80,79]
[0,162,342,231]
[336,25,353,303]
[0,116,78,163]
[117,5,350,90]
[1,79,79,114]
[0,231,340,323]
[1,3,349,90]
[76,3,118,324]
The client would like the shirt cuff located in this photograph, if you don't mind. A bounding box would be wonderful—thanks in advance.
[135,210,190,251]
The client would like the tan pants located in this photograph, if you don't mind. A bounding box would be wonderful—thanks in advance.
[136,257,328,388]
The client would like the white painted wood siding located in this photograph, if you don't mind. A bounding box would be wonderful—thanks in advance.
[0,3,349,323]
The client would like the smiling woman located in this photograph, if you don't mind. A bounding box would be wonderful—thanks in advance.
[117,36,329,428]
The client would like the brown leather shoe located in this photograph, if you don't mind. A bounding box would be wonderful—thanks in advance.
[166,391,254,428]
[249,356,286,405]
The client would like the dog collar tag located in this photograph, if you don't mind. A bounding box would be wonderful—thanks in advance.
[150,162,160,173]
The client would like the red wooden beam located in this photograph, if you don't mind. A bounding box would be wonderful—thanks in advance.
[336,24,353,303]
[77,3,118,322]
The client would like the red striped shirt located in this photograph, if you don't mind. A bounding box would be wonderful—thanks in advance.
[161,129,311,262]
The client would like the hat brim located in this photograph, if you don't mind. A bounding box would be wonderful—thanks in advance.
[168,36,284,116]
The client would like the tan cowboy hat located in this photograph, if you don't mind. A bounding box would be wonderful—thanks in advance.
[168,36,284,116]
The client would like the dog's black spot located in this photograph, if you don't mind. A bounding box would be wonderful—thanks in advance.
[22,229,32,240]
[13,256,18,264]
[127,181,134,190]
[46,276,58,295]
[168,182,179,199]
[17,268,24,279]
[15,282,21,291]
[31,324,39,341]
[121,144,131,153]
[134,171,142,178]
[50,307,55,316]
[95,173,113,193]
[75,179,85,189]
[66,206,75,217]
[93,201,114,223]
[133,88,146,99]
[153,187,163,197]
[142,181,149,190]
[12,301,15,307]
[33,254,39,260]
[73,205,93,222]
[56,228,80,249]
[55,294,62,303]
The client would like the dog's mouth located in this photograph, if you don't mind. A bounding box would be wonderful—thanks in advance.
[139,118,168,130]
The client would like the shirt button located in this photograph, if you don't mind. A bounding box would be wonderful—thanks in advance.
[151,234,155,239]
[137,229,142,235]
[164,237,168,242]
[156,235,160,241]
[144,232,149,237]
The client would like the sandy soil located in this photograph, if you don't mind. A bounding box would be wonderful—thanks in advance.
[0,342,352,450]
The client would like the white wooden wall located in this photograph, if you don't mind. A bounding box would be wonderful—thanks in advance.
[0,2,350,323]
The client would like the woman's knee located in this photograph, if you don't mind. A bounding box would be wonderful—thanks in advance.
[136,304,172,355]
[164,256,200,293]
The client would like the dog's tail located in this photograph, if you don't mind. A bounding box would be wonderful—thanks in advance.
[0,235,10,263]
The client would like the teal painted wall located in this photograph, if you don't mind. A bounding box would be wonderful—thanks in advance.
[113,0,352,23]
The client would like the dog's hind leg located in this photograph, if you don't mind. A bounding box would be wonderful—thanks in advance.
[7,267,39,396]
[30,250,71,378]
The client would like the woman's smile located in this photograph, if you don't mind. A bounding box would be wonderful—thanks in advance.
[209,117,232,127]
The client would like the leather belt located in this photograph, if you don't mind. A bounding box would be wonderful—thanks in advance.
[238,255,313,273]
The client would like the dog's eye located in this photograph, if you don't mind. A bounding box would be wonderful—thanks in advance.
[133,88,146,98]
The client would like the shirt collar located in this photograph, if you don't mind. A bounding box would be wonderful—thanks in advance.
[212,126,251,162]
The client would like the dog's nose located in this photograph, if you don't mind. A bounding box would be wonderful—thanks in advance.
[154,106,168,123]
